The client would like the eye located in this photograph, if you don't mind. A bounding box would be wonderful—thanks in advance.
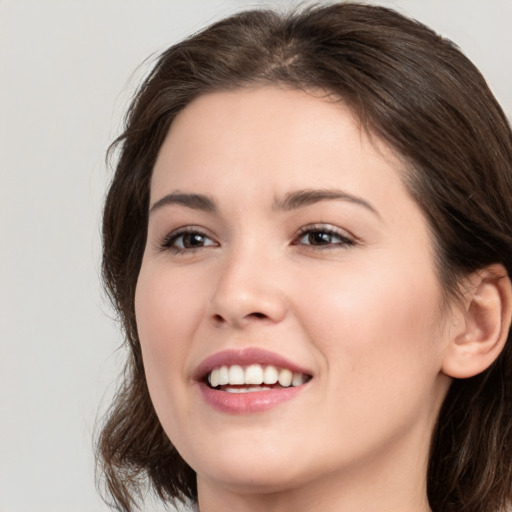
[294,225,355,248]
[160,228,218,253]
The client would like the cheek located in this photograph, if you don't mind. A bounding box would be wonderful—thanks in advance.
[134,264,207,411]
[297,253,444,391]
[136,262,208,343]
[288,257,448,463]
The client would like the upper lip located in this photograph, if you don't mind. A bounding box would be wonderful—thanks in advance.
[193,347,312,381]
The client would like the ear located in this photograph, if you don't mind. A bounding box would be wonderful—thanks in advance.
[442,264,512,379]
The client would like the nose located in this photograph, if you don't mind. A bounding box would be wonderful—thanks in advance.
[209,248,288,329]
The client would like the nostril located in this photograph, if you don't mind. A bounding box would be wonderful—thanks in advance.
[211,309,274,327]
[211,312,266,325]
[249,312,266,319]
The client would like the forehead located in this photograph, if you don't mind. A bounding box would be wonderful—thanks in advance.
[150,86,409,211]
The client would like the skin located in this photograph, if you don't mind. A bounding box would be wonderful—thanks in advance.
[135,86,457,512]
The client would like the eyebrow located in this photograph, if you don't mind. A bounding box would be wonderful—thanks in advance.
[273,188,380,217]
[149,188,379,218]
[149,192,216,214]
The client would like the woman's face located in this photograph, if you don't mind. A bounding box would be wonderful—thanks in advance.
[135,87,453,499]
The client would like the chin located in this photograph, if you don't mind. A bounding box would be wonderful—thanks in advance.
[197,462,307,495]
[188,441,312,493]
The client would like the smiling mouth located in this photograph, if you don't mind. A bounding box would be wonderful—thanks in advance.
[206,363,312,393]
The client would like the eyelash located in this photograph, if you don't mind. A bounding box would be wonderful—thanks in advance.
[159,227,218,255]
[159,224,356,254]
[293,224,356,250]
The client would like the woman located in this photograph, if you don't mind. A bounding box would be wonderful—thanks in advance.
[97,3,512,511]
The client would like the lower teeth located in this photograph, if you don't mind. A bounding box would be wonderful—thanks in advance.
[222,385,274,393]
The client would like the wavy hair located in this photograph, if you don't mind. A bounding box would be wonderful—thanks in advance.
[97,3,512,511]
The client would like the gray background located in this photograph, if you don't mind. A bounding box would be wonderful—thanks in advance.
[1,1,511,511]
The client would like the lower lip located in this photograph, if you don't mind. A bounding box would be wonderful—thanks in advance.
[198,382,307,413]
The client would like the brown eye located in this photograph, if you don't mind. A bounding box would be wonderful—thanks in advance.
[162,229,217,252]
[302,231,335,245]
[297,228,353,247]
[178,233,211,249]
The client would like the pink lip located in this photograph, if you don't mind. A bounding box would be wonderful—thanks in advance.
[193,347,311,381]
[198,383,307,413]
[193,348,312,414]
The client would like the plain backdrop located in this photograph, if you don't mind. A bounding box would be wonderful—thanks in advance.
[1,1,511,511]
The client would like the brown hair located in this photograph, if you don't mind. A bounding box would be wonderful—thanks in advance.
[97,3,512,511]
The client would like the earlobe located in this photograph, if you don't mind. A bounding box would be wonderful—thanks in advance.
[442,264,512,379]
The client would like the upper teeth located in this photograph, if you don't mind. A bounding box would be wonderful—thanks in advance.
[207,364,308,388]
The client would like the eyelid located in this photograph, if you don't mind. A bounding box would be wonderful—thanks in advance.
[156,222,357,254]
[158,225,219,253]
[296,223,354,238]
[293,223,357,247]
